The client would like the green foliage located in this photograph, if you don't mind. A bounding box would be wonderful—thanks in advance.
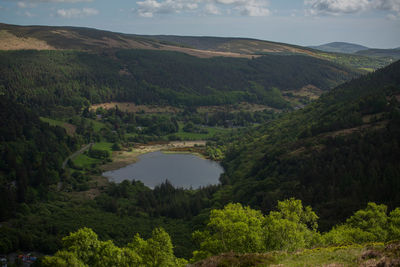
[192,203,265,260]
[0,49,358,112]
[111,143,121,151]
[42,227,186,267]
[271,198,319,231]
[264,198,321,251]
[322,203,400,245]
[264,216,309,252]
[388,208,400,240]
[42,251,87,267]
[192,199,320,261]
[346,203,388,241]
[220,60,400,230]
[0,96,76,220]
[87,148,110,160]
[128,228,187,266]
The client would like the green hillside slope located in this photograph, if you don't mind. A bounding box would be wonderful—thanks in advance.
[0,49,359,111]
[0,96,77,220]
[356,48,400,59]
[220,60,400,230]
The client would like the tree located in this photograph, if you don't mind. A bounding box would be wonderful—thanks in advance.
[388,208,400,240]
[41,251,87,267]
[42,227,141,267]
[112,142,121,151]
[128,227,186,267]
[346,202,388,241]
[322,202,391,245]
[191,199,321,261]
[264,198,320,251]
[42,227,186,267]
[192,203,266,261]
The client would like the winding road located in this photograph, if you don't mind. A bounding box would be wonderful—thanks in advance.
[62,143,94,169]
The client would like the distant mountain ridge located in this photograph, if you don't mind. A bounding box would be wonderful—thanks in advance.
[0,23,394,70]
[0,23,317,58]
[309,42,369,54]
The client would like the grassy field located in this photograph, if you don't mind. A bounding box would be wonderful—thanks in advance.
[73,154,100,169]
[40,116,65,127]
[91,142,113,151]
[192,243,397,267]
[40,116,76,136]
[275,245,367,266]
[87,119,106,132]
[72,142,113,169]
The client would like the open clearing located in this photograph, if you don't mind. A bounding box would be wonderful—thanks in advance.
[91,101,277,114]
[0,30,56,50]
[196,102,276,113]
[90,102,181,114]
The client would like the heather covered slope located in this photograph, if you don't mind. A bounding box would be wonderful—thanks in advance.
[0,23,392,70]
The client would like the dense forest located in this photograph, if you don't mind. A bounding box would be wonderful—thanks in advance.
[0,60,398,263]
[0,23,400,265]
[0,49,359,112]
[0,96,77,220]
[220,60,400,230]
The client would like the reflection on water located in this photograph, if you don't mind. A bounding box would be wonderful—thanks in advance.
[103,151,224,189]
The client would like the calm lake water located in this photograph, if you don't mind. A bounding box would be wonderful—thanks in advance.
[103,151,224,189]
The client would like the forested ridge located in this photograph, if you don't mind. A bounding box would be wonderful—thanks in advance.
[0,49,358,112]
[220,60,400,230]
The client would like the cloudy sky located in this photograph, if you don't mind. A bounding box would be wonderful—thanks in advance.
[0,0,399,48]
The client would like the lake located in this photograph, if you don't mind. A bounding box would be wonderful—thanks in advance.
[103,151,224,189]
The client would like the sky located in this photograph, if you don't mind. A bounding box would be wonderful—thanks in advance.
[0,0,399,48]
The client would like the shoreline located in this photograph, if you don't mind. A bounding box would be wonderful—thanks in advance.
[100,140,207,172]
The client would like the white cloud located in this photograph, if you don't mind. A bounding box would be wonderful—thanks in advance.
[17,1,36,8]
[215,0,246,4]
[237,0,270,16]
[305,0,400,18]
[25,0,93,2]
[24,10,35,16]
[18,2,28,8]
[134,0,270,17]
[205,3,220,15]
[214,0,270,16]
[304,0,370,15]
[135,0,198,17]
[386,13,398,19]
[56,7,98,18]
[373,0,400,14]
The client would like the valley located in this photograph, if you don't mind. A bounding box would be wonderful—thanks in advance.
[0,22,399,266]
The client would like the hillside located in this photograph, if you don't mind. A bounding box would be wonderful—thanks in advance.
[148,35,318,55]
[0,23,392,70]
[0,96,77,220]
[356,48,400,59]
[220,60,400,230]
[309,42,369,54]
[0,49,359,112]
[0,23,318,59]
